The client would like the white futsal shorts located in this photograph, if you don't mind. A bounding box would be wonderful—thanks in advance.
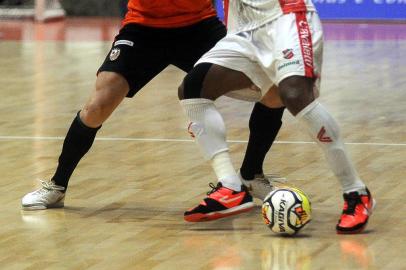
[196,11,323,101]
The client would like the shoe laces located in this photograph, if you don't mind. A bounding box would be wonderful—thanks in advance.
[33,180,65,195]
[343,192,362,215]
[206,182,222,195]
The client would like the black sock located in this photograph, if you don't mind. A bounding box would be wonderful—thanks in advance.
[52,112,101,191]
[240,103,284,180]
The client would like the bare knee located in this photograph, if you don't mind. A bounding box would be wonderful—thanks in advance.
[278,76,315,116]
[81,72,129,127]
[260,85,284,108]
[81,99,111,127]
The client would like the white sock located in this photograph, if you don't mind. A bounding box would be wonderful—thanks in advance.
[296,100,366,193]
[211,152,241,191]
[180,98,241,191]
[180,98,228,159]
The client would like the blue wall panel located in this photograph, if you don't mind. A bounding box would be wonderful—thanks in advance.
[215,0,406,21]
[314,0,406,20]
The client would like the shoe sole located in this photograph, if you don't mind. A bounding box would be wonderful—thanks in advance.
[22,200,65,211]
[184,202,255,222]
[336,198,376,234]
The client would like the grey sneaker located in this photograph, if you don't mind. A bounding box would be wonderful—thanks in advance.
[22,180,65,210]
[239,172,286,200]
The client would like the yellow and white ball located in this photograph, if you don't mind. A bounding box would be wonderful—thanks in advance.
[262,187,312,235]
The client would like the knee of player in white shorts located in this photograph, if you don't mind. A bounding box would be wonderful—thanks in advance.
[278,76,315,115]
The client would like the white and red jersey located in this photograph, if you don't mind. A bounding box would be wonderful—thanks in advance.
[226,0,316,33]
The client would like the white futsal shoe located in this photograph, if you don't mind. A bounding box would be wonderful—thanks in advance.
[22,180,65,210]
[239,172,286,201]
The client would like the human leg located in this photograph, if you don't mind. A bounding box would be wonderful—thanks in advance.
[260,10,374,233]
[21,72,129,210]
[238,87,286,199]
[279,75,374,233]
[179,63,258,189]
[179,63,259,221]
[22,23,170,210]
[51,72,129,189]
[178,29,287,202]
[239,86,285,179]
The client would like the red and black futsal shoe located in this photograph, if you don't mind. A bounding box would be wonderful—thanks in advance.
[184,182,255,222]
[336,188,375,234]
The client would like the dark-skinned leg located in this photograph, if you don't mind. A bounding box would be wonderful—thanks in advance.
[278,75,365,190]
[179,63,255,190]
[179,63,268,221]
[180,63,280,202]
[278,75,374,233]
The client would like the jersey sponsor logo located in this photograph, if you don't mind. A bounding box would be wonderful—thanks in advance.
[109,48,120,61]
[114,40,134,47]
[277,60,300,71]
[317,126,333,142]
[283,48,294,59]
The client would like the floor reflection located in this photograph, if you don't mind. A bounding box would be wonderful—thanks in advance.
[340,238,374,270]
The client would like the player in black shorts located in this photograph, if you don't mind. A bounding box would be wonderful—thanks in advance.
[99,18,226,98]
[21,1,285,211]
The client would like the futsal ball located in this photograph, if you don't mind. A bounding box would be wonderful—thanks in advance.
[262,187,311,235]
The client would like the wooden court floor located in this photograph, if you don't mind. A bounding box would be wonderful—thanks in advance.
[0,20,405,269]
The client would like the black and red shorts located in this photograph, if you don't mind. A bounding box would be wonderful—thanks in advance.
[98,17,226,97]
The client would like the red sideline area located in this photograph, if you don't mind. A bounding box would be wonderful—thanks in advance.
[0,17,121,41]
[0,17,405,41]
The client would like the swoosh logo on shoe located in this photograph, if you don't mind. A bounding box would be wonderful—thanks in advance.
[219,195,243,204]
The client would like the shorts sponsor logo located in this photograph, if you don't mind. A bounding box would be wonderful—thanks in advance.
[109,48,120,61]
[114,40,134,47]
[277,60,300,71]
[282,49,294,59]
[298,20,314,69]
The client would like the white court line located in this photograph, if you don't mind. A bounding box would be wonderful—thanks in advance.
[0,135,405,146]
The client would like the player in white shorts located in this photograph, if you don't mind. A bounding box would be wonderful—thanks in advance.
[198,11,322,102]
[178,0,374,234]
